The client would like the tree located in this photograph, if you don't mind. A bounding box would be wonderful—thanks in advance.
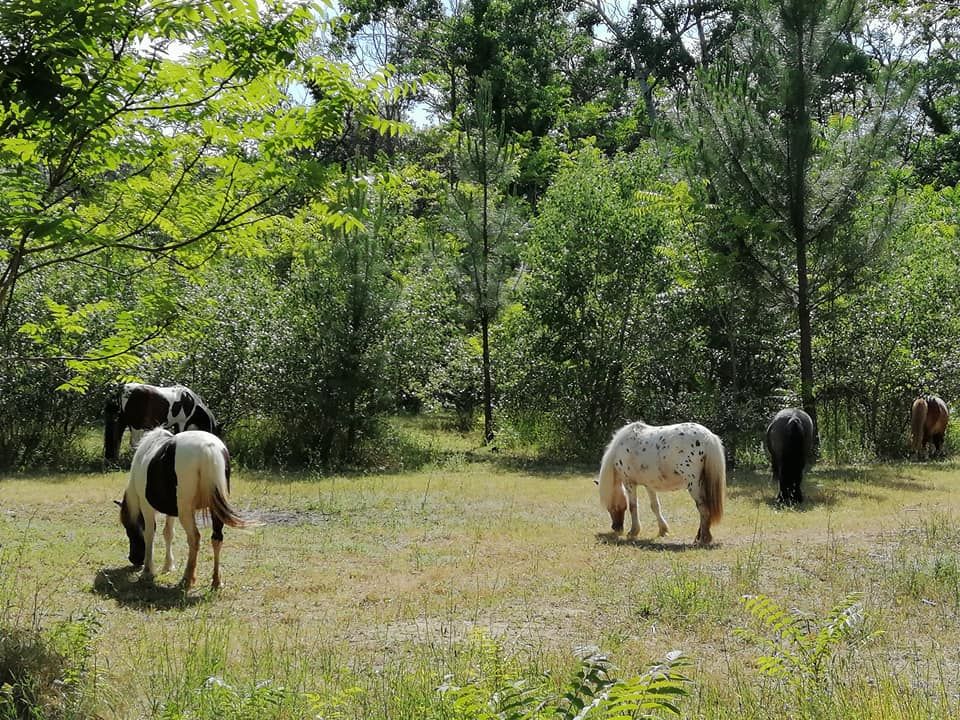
[886,0,960,187]
[0,0,401,388]
[576,0,739,129]
[686,0,911,436]
[499,147,659,450]
[446,80,526,443]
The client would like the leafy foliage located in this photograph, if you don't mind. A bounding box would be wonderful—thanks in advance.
[737,593,875,693]
[0,614,98,719]
[440,631,691,720]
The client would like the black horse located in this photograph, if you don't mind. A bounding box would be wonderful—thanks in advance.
[765,408,815,506]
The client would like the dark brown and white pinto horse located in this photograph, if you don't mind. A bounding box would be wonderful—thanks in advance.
[911,395,949,460]
[117,428,256,589]
[105,383,219,462]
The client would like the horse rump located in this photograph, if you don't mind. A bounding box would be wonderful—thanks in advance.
[912,395,949,459]
[766,408,813,507]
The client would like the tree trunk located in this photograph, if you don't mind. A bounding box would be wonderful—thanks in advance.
[785,4,818,447]
[796,238,818,444]
[480,122,494,445]
[481,306,494,443]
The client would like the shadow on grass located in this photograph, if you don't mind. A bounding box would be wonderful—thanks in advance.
[92,566,209,610]
[726,464,936,512]
[594,532,721,552]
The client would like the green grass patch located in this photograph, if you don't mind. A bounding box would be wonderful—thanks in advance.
[3,444,960,717]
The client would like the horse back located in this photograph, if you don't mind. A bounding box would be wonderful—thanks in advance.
[617,422,718,488]
[766,408,813,461]
[121,384,173,430]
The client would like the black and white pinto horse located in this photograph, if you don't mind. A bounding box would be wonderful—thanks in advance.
[105,383,219,462]
[597,421,726,545]
[117,428,255,589]
[765,408,815,506]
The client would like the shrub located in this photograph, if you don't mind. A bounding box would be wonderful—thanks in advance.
[0,616,97,719]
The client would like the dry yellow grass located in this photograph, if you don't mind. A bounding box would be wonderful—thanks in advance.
[2,453,960,717]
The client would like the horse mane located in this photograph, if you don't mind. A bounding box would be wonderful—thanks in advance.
[137,427,174,460]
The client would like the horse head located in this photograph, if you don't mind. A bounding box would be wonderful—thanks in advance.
[609,506,625,533]
[598,473,627,533]
[115,497,146,567]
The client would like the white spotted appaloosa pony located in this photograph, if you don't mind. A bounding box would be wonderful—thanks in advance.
[596,421,726,545]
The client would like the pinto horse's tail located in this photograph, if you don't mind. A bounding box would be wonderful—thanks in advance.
[700,430,726,525]
[198,441,261,528]
[911,397,928,455]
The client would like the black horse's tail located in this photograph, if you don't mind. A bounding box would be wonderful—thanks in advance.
[781,417,807,488]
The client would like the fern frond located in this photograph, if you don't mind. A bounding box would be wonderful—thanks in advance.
[599,653,691,720]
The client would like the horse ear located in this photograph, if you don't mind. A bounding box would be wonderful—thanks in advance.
[593,478,599,486]
[113,500,122,507]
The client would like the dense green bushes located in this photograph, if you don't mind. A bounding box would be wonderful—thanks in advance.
[4,152,960,470]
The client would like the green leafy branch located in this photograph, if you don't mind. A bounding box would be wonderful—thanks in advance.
[737,592,876,689]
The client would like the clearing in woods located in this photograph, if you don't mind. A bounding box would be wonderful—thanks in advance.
[2,448,960,717]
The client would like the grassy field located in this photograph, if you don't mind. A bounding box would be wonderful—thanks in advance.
[3,425,960,718]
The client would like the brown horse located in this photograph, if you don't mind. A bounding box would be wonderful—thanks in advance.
[911,395,949,459]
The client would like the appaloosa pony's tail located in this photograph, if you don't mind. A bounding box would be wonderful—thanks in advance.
[911,397,928,455]
[700,430,726,526]
[200,445,260,528]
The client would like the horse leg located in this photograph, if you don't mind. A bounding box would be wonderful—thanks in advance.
[933,433,945,458]
[211,516,225,589]
[790,474,803,505]
[689,484,712,546]
[626,485,640,538]
[141,506,157,581]
[646,487,669,537]
[161,515,175,573]
[776,464,790,507]
[178,514,201,590]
